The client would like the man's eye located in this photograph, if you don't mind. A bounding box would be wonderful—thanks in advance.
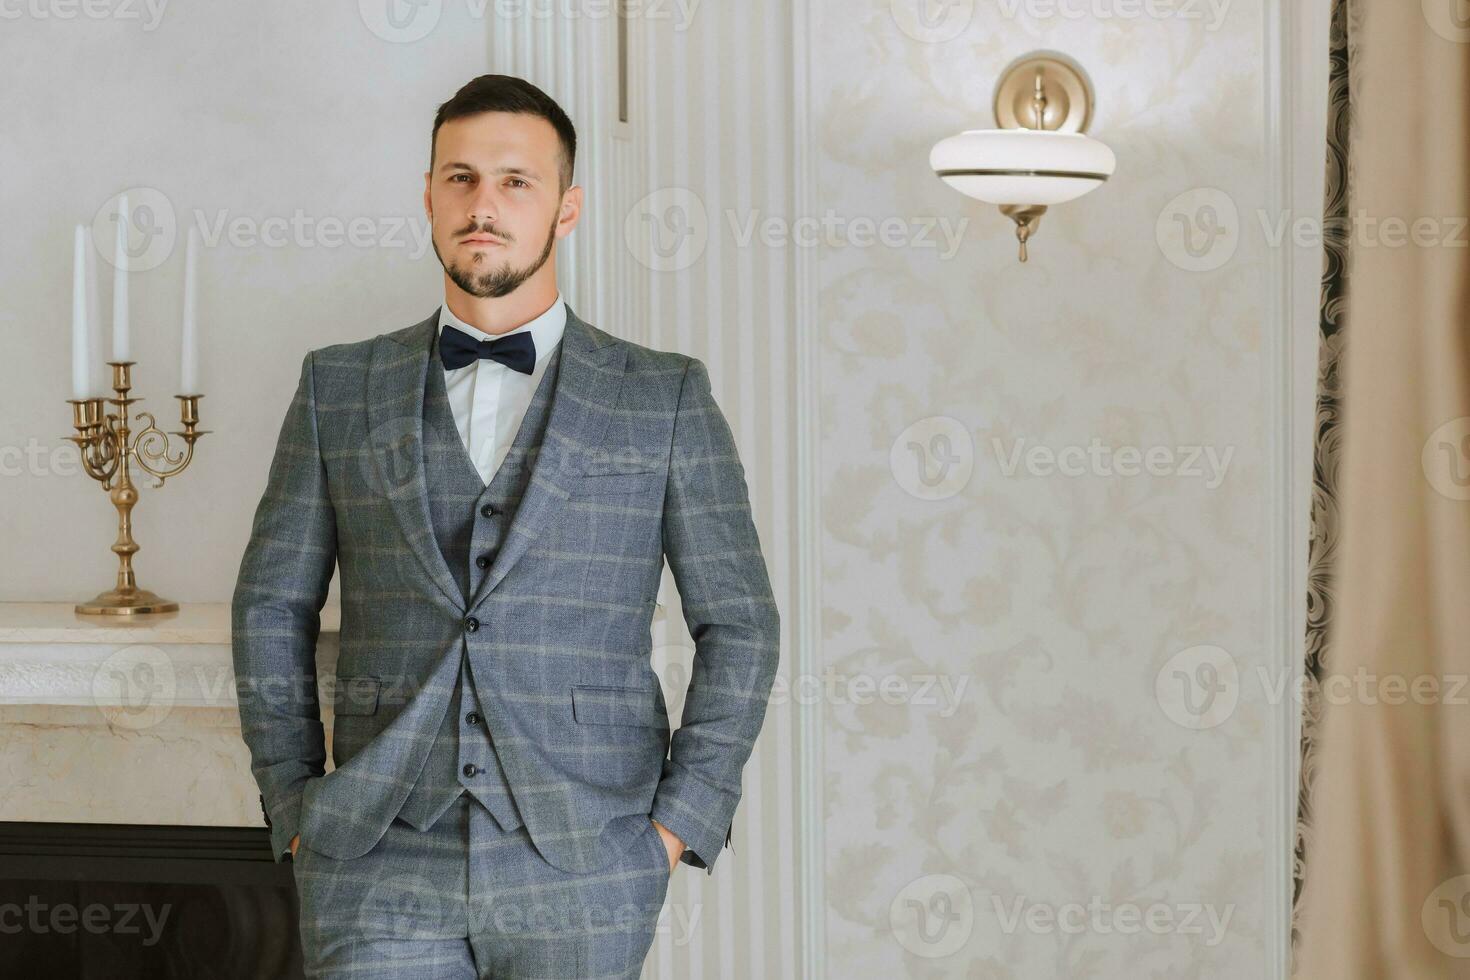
[450,174,472,183]
[509,178,529,188]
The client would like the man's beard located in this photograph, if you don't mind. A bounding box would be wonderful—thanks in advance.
[435,212,558,299]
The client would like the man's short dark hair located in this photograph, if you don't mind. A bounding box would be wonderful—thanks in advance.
[431,74,577,195]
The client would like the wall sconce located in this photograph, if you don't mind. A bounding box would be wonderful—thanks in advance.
[930,52,1116,261]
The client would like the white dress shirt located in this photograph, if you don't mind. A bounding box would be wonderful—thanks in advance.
[434,293,566,486]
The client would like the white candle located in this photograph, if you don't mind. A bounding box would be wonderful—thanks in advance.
[85,228,105,393]
[71,225,90,400]
[180,226,199,394]
[112,193,130,362]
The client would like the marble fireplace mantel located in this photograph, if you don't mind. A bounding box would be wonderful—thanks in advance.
[0,601,340,827]
[0,602,340,707]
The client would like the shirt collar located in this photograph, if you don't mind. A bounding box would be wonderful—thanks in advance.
[435,292,566,368]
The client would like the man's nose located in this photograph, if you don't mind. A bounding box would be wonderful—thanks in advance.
[467,190,499,225]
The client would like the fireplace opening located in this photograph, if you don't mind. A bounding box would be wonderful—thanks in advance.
[0,822,303,979]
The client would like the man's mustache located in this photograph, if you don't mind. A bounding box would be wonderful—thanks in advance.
[455,223,512,242]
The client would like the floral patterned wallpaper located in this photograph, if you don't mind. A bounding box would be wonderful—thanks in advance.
[815,1,1275,976]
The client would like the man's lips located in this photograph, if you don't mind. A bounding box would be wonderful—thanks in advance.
[462,236,504,246]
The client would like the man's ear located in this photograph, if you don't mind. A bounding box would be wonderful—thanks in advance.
[555,185,584,239]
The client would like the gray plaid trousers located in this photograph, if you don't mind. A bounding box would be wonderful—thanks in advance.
[292,795,672,977]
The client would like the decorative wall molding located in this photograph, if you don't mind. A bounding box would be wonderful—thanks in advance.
[1269,0,1332,975]
[488,7,812,977]
[791,0,825,977]
[486,6,648,343]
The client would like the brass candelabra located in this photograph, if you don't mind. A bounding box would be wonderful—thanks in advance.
[66,361,209,615]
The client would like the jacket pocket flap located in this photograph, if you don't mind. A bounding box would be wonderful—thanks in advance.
[571,684,666,726]
[332,676,381,716]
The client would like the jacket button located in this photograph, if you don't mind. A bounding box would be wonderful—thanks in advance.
[480,504,496,517]
[464,617,479,632]
[475,554,491,569]
[463,764,478,777]
[465,712,480,726]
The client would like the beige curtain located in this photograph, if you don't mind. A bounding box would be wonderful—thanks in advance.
[1292,0,1470,976]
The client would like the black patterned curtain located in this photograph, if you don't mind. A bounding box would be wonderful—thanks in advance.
[1291,0,1352,957]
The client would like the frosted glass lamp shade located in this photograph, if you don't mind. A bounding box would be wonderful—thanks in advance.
[930,129,1116,206]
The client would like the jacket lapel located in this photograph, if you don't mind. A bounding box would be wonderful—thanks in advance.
[368,304,628,616]
[366,310,465,611]
[466,304,626,617]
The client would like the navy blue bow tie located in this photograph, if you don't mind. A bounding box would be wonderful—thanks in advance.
[438,323,536,374]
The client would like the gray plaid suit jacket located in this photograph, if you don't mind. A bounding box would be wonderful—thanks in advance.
[231,305,780,876]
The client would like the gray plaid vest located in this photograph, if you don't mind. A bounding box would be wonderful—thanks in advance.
[394,329,563,833]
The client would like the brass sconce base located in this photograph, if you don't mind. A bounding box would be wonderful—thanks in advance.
[76,587,179,616]
[993,52,1096,134]
[1000,204,1048,262]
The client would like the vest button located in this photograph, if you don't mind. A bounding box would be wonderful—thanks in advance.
[463,764,479,777]
[465,712,480,726]
[480,504,496,518]
[475,554,491,569]
[464,616,479,633]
